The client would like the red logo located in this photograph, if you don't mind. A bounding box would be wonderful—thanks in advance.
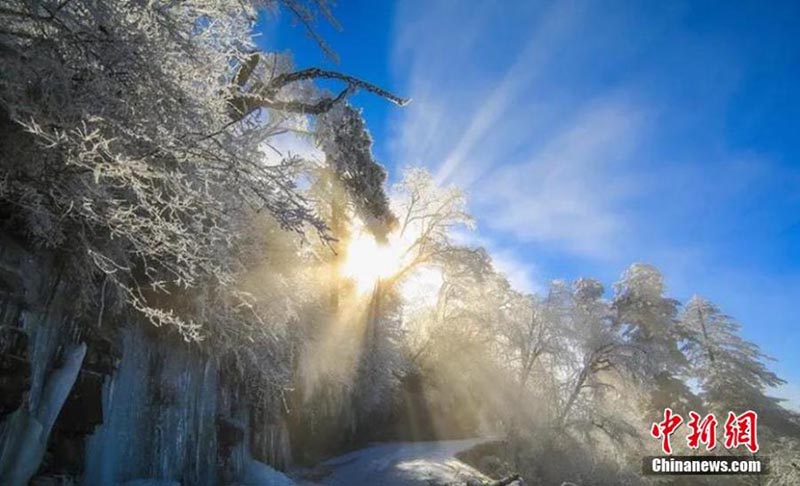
[687,412,718,450]
[723,410,759,453]
[651,408,683,454]
[651,409,759,454]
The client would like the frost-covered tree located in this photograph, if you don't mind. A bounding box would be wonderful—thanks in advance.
[556,279,644,437]
[315,104,397,237]
[350,168,475,431]
[386,168,483,384]
[341,169,515,440]
[613,264,698,414]
[765,436,800,486]
[0,1,409,480]
[355,168,474,379]
[401,253,517,439]
[494,287,557,394]
[387,167,474,284]
[278,104,410,457]
[0,0,405,341]
[681,296,800,437]
[485,279,648,485]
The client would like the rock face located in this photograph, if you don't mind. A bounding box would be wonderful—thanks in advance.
[0,239,37,420]
[0,236,293,485]
[0,326,29,418]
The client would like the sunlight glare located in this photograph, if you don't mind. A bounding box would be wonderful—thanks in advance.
[342,231,404,293]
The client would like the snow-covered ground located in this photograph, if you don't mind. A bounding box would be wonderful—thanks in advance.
[291,439,492,486]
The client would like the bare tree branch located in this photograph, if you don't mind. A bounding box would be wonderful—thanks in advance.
[228,56,409,120]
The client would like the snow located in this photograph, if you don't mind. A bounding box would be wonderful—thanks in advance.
[241,459,297,486]
[293,439,491,486]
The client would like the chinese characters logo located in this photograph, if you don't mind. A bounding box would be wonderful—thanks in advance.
[650,408,759,454]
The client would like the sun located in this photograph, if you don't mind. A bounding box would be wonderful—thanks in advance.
[342,231,404,293]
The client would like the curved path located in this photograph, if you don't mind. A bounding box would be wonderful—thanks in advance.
[292,439,493,486]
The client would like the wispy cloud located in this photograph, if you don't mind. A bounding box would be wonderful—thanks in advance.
[390,1,645,260]
[473,100,644,259]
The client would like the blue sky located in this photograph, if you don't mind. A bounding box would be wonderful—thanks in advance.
[260,0,800,407]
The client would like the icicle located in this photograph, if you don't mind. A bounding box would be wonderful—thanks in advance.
[0,342,86,485]
[83,326,220,485]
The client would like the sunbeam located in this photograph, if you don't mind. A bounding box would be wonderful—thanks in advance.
[342,230,405,293]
